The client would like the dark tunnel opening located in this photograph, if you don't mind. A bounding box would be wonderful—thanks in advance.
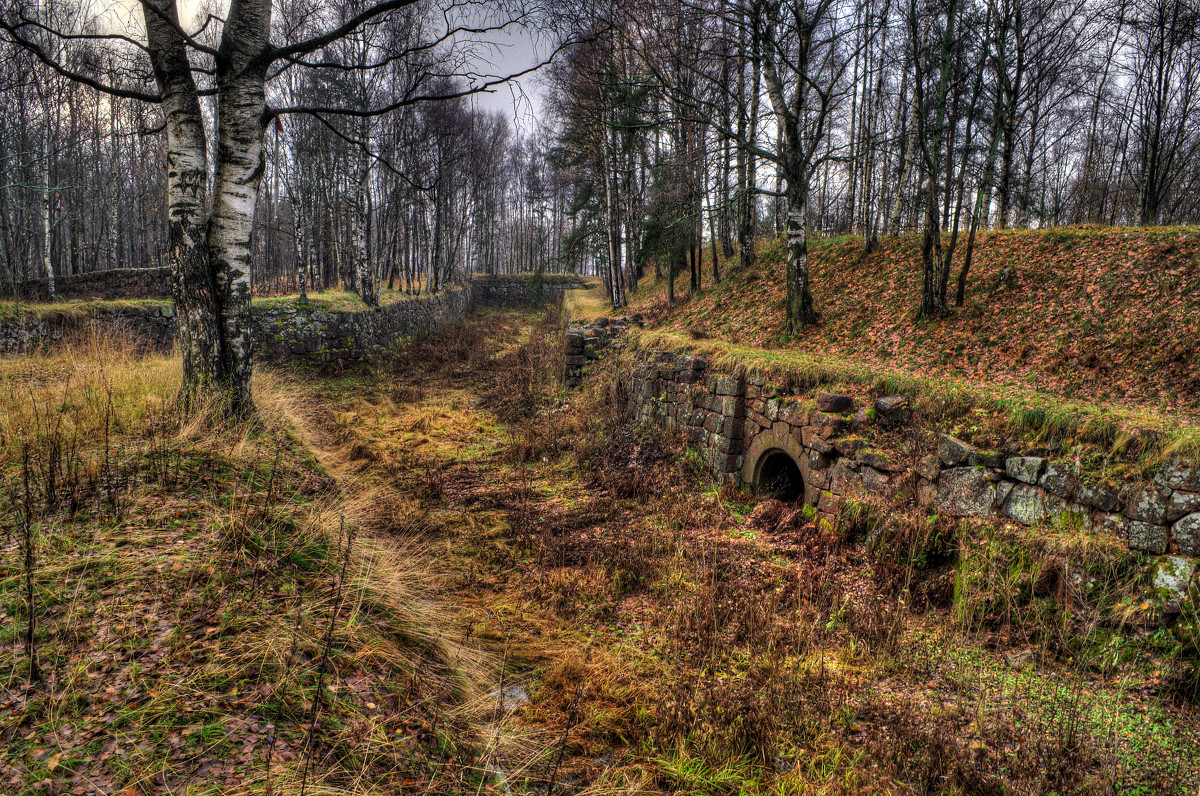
[758,449,804,502]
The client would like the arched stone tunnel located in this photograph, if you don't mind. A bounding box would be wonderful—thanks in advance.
[755,450,804,501]
[742,425,808,503]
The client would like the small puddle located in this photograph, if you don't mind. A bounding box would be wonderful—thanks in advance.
[489,684,530,712]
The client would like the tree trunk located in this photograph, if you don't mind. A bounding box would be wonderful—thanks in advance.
[783,177,817,334]
[206,0,270,416]
[602,127,624,308]
[958,70,1005,306]
[41,121,54,297]
[143,0,223,404]
[916,0,957,319]
[889,64,916,237]
[293,191,308,303]
[736,21,760,272]
[354,141,377,306]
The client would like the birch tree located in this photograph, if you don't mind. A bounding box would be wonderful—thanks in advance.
[756,0,857,332]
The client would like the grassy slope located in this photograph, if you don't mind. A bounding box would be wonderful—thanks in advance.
[622,226,1200,470]
[0,297,173,321]
[0,338,494,795]
[253,288,438,312]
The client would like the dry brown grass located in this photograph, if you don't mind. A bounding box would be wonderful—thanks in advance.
[0,328,524,795]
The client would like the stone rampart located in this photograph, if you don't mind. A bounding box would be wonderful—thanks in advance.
[252,287,475,364]
[0,305,176,355]
[20,267,173,302]
[629,349,1200,559]
[565,315,640,387]
[1,275,590,362]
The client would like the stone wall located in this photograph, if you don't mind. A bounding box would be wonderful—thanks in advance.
[0,305,176,355]
[20,267,173,302]
[472,274,591,307]
[2,275,591,362]
[629,349,1200,559]
[256,276,587,364]
[253,287,475,364]
[565,315,640,388]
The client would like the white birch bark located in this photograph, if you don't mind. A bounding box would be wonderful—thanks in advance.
[354,139,376,306]
[41,122,53,297]
[206,0,271,414]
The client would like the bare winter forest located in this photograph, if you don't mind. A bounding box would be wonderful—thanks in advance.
[2,0,1198,313]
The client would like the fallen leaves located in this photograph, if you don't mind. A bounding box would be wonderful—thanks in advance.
[641,227,1200,417]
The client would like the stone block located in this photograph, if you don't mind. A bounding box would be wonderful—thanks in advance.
[809,412,849,439]
[818,490,840,513]
[939,434,975,467]
[1122,484,1170,525]
[916,454,941,481]
[714,434,739,454]
[1075,480,1121,512]
[1164,490,1200,523]
[721,417,743,439]
[874,395,909,415]
[858,449,904,473]
[1152,556,1194,614]
[861,467,892,496]
[1129,521,1168,555]
[1005,456,1046,484]
[807,449,833,472]
[1040,461,1081,499]
[713,452,741,473]
[1173,513,1200,557]
[816,392,854,413]
[777,401,809,427]
[1155,458,1200,492]
[800,426,831,452]
[835,437,868,458]
[715,376,741,396]
[937,467,997,518]
[829,459,865,497]
[1094,512,1131,538]
[1002,483,1056,525]
[968,451,1007,469]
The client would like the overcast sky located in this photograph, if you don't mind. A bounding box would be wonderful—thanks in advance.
[94,0,551,138]
[460,25,549,137]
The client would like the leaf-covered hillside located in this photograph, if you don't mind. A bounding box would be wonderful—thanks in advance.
[633,226,1200,416]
